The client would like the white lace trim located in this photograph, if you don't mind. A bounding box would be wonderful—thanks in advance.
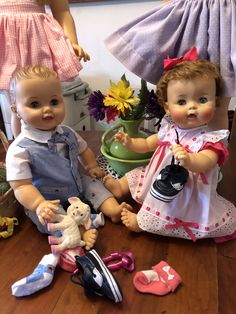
[189,130,229,152]
[137,206,236,240]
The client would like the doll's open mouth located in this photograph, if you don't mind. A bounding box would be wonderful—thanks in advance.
[43,115,54,120]
[187,113,197,119]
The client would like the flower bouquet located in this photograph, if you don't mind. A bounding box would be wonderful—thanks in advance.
[88,74,164,124]
[88,75,165,176]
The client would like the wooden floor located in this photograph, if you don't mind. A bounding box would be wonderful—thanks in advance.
[0,130,236,314]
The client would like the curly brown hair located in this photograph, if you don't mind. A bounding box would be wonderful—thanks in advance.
[156,60,224,108]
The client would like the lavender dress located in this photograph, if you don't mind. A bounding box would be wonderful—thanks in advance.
[105,0,236,97]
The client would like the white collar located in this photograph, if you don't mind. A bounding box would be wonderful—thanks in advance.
[21,120,64,143]
[175,124,208,134]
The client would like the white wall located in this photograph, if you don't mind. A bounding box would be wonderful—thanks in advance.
[68,0,159,92]
[67,0,161,130]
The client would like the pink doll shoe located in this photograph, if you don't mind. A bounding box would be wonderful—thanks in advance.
[133,261,182,296]
[58,246,85,272]
[102,251,135,272]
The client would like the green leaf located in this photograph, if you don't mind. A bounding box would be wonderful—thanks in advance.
[131,79,150,120]
[121,73,130,88]
[139,79,150,104]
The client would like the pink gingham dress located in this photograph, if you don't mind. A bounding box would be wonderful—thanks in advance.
[126,117,236,241]
[0,0,82,91]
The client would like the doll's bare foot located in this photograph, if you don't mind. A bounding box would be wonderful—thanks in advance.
[121,208,142,232]
[103,175,123,199]
[82,229,98,250]
[110,202,133,223]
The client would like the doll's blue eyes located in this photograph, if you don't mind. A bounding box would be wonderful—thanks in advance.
[177,97,208,106]
[177,99,186,106]
[29,99,59,108]
[50,99,59,106]
[199,97,208,104]
[30,101,39,108]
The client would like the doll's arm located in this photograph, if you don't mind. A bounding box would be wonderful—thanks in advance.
[79,147,105,178]
[115,131,158,154]
[172,145,219,173]
[10,179,60,224]
[49,0,90,62]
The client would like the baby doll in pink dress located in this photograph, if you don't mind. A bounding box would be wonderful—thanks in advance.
[0,0,90,137]
[104,47,236,242]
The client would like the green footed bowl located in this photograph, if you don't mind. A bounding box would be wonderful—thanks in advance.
[101,145,151,176]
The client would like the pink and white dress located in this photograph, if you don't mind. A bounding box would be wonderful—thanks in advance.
[126,118,236,241]
[0,0,82,90]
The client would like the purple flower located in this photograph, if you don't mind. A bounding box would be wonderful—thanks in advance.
[88,91,106,121]
[145,90,165,123]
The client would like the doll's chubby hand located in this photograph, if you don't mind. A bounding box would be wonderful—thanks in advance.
[71,42,90,62]
[172,144,191,167]
[36,200,61,225]
[114,131,130,146]
[88,166,105,178]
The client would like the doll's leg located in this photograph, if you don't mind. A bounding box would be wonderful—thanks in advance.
[98,198,133,223]
[103,176,130,200]
[81,175,132,223]
[24,209,62,237]
[208,96,230,130]
[121,208,142,232]
[24,209,49,234]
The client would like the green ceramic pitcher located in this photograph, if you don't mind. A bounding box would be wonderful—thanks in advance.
[101,119,153,160]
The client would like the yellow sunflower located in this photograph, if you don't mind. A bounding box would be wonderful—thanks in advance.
[103,79,140,115]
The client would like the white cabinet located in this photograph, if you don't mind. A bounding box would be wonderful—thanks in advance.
[63,92,91,131]
[0,92,13,140]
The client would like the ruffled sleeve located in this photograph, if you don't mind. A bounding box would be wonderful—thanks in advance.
[202,130,229,145]
[199,130,229,165]
[189,129,229,152]
[201,142,229,165]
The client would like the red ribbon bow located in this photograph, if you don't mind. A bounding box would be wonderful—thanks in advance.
[165,218,199,242]
[164,47,198,71]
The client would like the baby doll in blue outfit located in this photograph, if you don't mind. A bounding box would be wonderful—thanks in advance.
[6,65,132,250]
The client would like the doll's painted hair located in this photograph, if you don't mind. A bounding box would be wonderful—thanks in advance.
[9,65,58,104]
[156,60,224,108]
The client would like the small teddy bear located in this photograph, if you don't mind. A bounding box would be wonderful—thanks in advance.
[47,197,91,254]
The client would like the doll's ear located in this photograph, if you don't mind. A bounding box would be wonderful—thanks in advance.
[164,102,170,114]
[68,197,81,204]
[11,105,21,119]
